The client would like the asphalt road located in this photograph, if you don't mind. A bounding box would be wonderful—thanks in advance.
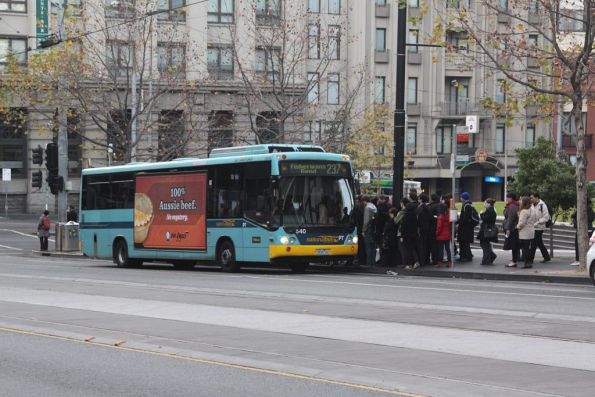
[1,226,595,396]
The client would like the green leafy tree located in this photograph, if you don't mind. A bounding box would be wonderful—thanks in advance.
[508,138,583,221]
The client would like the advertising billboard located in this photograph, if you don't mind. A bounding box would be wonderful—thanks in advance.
[134,172,207,250]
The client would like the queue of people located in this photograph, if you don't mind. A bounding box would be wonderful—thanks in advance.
[353,190,558,270]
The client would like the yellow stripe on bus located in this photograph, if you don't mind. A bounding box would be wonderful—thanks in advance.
[270,244,357,259]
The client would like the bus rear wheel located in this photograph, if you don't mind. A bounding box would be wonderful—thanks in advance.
[114,239,142,268]
[218,240,239,272]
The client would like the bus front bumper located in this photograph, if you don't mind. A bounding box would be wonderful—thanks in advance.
[269,244,357,260]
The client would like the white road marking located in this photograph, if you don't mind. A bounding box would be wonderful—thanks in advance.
[1,286,595,372]
[0,228,55,242]
[0,245,22,251]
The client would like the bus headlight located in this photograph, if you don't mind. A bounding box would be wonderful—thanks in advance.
[279,236,290,245]
[352,236,358,244]
[289,237,296,244]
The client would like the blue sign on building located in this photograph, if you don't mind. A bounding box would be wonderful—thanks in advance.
[484,176,502,183]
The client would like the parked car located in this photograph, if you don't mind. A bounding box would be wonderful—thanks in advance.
[587,231,595,285]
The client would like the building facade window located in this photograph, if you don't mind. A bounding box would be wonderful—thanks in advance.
[0,108,26,178]
[106,41,132,78]
[256,0,281,25]
[304,121,321,143]
[307,72,319,104]
[528,34,538,48]
[447,0,469,8]
[376,0,387,5]
[408,0,419,7]
[408,29,419,53]
[208,0,234,23]
[407,123,417,154]
[496,79,506,104]
[446,30,469,52]
[107,110,131,163]
[0,37,27,65]
[496,124,505,153]
[308,24,320,59]
[407,77,417,104]
[104,0,135,18]
[308,0,319,13]
[256,112,281,143]
[374,76,385,104]
[375,28,386,52]
[498,0,507,11]
[327,73,339,104]
[157,43,185,79]
[328,0,340,14]
[207,46,234,80]
[525,124,535,147]
[156,0,187,22]
[255,47,280,81]
[0,0,26,12]
[328,25,340,60]
[559,8,584,31]
[436,125,452,154]
[208,111,234,152]
[158,110,185,161]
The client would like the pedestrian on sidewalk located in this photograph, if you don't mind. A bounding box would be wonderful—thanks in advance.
[382,207,400,267]
[530,193,551,263]
[362,195,377,267]
[401,197,420,270]
[517,197,537,269]
[478,198,498,265]
[570,198,595,266]
[503,192,520,268]
[394,197,409,267]
[353,195,366,266]
[37,210,51,252]
[457,192,476,262]
[416,194,432,267]
[375,196,389,265]
[66,205,78,223]
[429,194,442,265]
[434,199,452,267]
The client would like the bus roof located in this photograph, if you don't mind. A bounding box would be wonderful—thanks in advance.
[81,148,348,176]
[208,144,324,158]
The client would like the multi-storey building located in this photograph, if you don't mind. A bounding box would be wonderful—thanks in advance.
[0,0,554,214]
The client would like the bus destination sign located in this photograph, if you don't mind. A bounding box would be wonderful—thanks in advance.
[279,161,351,177]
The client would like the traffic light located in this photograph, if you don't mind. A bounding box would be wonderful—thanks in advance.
[31,170,43,189]
[45,142,58,173]
[32,146,43,165]
[47,175,64,195]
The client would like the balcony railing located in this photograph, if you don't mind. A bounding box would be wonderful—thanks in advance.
[439,99,486,116]
[562,134,593,149]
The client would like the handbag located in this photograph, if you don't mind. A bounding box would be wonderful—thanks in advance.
[502,235,512,250]
[483,224,498,239]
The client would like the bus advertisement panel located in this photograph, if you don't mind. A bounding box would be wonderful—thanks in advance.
[134,172,207,250]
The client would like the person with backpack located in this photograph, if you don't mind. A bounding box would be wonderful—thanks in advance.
[434,199,452,267]
[37,210,51,252]
[416,194,432,267]
[478,198,498,265]
[530,193,551,263]
[457,192,477,262]
[401,196,420,269]
[503,192,520,267]
[362,195,378,267]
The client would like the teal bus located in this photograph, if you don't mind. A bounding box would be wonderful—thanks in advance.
[79,144,358,272]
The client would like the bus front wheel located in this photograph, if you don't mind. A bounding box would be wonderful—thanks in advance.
[114,239,142,268]
[218,240,239,272]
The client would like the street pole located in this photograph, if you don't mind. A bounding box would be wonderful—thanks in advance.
[56,7,68,222]
[392,2,406,198]
[131,69,137,162]
[450,124,457,268]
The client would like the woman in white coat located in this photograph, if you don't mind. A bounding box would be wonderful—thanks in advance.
[516,197,537,268]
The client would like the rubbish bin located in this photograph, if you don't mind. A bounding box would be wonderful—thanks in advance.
[55,222,80,251]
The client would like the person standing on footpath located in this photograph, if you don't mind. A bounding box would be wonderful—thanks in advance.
[429,194,442,266]
[401,196,420,269]
[66,205,78,223]
[517,197,537,268]
[457,192,475,262]
[478,198,498,265]
[353,195,366,266]
[37,210,51,252]
[530,193,551,263]
[416,194,432,267]
[375,196,390,265]
[434,199,452,267]
[382,207,400,267]
[362,195,377,267]
[503,192,520,268]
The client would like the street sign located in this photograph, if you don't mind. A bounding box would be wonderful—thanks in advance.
[466,115,478,133]
[456,155,470,162]
[2,168,11,181]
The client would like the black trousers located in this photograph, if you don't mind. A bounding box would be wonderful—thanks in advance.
[574,230,593,261]
[459,241,473,260]
[357,233,366,265]
[519,239,535,265]
[401,240,417,267]
[436,240,452,262]
[430,239,442,264]
[416,236,431,266]
[39,236,49,251]
[530,230,550,261]
[383,245,401,267]
[480,240,496,264]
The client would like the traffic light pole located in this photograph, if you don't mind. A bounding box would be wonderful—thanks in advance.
[392,2,406,199]
[57,105,68,222]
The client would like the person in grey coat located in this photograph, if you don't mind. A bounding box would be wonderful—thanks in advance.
[503,192,520,267]
[37,210,51,251]
[530,193,551,263]
[517,197,537,268]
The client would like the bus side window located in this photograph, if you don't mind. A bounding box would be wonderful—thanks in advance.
[215,165,243,218]
[243,162,272,224]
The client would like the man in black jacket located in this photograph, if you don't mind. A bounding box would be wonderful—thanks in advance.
[375,196,390,265]
[401,197,419,269]
[457,192,475,262]
[428,194,442,265]
[416,194,432,267]
[353,195,366,266]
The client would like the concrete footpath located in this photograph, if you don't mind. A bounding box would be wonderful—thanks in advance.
[355,248,592,285]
